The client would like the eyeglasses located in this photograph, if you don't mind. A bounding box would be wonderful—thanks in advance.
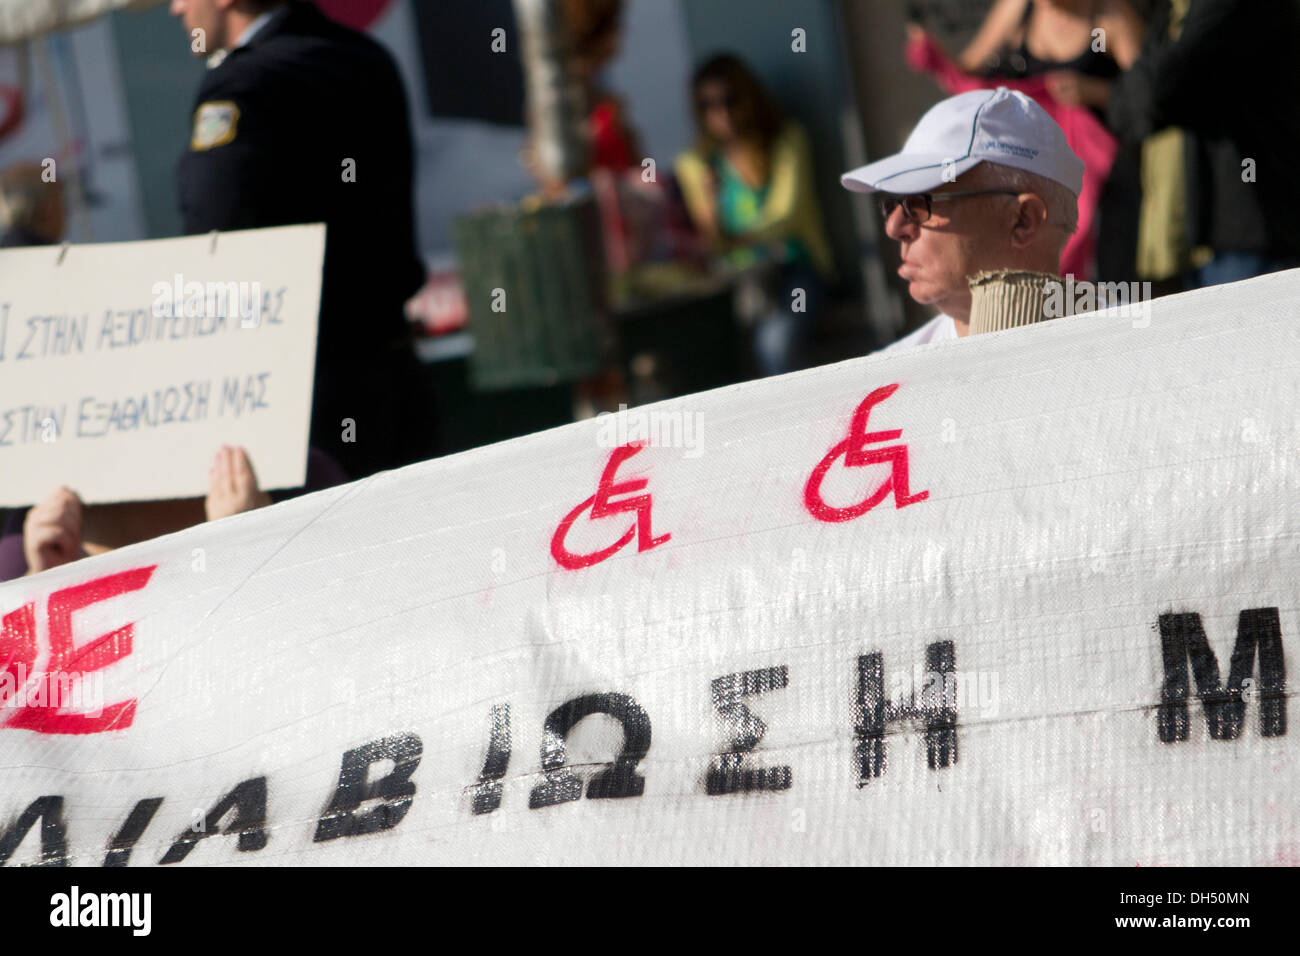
[877,189,1022,224]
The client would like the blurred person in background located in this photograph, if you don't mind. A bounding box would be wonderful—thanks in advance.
[957,0,1145,282]
[565,0,640,415]
[0,163,67,540]
[0,161,64,247]
[170,0,437,480]
[519,0,641,416]
[525,0,641,198]
[954,0,1145,110]
[675,53,835,377]
[907,0,1143,281]
[565,0,640,174]
[1105,0,1300,288]
[1124,0,1193,297]
[841,88,1081,351]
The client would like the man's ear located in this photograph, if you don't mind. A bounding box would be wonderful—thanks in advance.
[1009,193,1049,248]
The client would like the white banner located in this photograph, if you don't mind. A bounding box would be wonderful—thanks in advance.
[0,224,324,506]
[0,270,1296,866]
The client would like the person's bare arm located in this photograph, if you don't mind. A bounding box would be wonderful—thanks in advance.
[956,0,1030,72]
[1099,0,1146,70]
[674,150,722,240]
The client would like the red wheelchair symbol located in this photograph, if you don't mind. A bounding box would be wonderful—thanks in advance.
[551,441,671,570]
[803,383,929,523]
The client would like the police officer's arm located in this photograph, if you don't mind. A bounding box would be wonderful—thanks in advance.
[178,79,275,234]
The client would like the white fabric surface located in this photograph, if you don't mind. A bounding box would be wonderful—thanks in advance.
[0,270,1296,865]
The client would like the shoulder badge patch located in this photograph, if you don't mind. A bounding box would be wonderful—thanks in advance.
[191,100,240,151]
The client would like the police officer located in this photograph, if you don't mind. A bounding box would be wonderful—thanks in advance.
[172,0,437,479]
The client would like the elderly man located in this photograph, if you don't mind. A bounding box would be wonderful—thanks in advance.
[842,88,1083,351]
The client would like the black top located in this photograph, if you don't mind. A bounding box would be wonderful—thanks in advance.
[988,0,1121,81]
[1016,1,1120,79]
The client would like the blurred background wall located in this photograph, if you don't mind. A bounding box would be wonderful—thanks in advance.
[10,0,876,275]
[5,0,1102,333]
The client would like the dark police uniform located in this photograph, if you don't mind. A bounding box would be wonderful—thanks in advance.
[177,0,437,480]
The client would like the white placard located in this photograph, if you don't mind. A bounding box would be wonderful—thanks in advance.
[0,224,325,505]
[0,270,1296,866]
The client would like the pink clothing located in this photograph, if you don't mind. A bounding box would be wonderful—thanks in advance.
[905,32,1118,279]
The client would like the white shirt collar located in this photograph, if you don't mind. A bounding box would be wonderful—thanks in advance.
[206,5,287,69]
[880,313,958,353]
[235,8,280,48]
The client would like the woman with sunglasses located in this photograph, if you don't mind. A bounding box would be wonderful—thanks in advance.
[674,53,835,377]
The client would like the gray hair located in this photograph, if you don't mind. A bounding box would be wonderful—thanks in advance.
[971,161,1079,237]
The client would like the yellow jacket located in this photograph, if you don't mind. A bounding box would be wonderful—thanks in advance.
[675,121,836,282]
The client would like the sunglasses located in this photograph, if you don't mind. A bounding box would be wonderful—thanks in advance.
[697,92,737,113]
[877,189,1021,224]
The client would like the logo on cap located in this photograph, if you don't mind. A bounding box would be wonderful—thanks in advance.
[983,139,1040,160]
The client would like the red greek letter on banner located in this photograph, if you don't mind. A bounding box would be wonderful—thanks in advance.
[0,602,37,706]
[4,565,156,735]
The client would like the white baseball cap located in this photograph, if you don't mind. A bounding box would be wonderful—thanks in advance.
[841,88,1084,197]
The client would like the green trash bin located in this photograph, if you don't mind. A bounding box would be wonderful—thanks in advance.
[453,196,611,390]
